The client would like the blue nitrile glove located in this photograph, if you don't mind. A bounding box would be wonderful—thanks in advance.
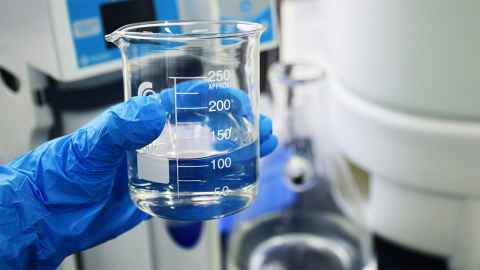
[158,80,272,154]
[0,92,277,269]
[220,145,297,233]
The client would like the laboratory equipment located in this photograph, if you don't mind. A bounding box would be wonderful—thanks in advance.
[106,20,264,221]
[229,213,372,270]
[269,62,327,192]
[279,0,328,65]
[227,62,376,270]
[326,0,480,269]
[0,0,278,269]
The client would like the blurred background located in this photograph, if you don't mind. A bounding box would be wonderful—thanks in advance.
[2,0,480,269]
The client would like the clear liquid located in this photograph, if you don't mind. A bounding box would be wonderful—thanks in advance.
[128,140,259,221]
[232,213,376,270]
[249,232,375,270]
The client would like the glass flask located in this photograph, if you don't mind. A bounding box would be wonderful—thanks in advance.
[106,21,264,221]
[228,63,376,270]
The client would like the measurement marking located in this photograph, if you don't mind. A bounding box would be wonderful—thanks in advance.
[176,106,208,110]
[176,92,200,95]
[168,76,208,80]
[174,77,180,199]
[178,165,209,168]
[192,29,208,33]
[178,179,207,183]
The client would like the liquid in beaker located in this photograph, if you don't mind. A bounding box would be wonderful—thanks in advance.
[107,21,264,220]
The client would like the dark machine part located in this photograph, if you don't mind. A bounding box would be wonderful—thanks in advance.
[374,236,447,270]
[259,47,279,95]
[44,75,124,139]
[100,0,157,49]
[259,0,281,96]
[44,56,203,139]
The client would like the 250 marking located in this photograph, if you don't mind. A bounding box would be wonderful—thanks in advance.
[208,70,232,83]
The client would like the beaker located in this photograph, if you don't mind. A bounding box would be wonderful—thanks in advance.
[227,63,376,270]
[106,21,264,221]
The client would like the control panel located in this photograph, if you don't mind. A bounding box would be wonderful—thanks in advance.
[65,0,277,69]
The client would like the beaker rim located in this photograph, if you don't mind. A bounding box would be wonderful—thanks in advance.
[105,20,265,42]
[269,62,327,86]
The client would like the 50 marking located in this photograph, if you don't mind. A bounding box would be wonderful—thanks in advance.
[214,186,231,196]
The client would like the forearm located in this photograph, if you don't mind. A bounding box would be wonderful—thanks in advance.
[0,135,99,270]
[0,132,146,270]
[0,165,50,270]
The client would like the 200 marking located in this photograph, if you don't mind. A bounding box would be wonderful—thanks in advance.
[208,99,232,112]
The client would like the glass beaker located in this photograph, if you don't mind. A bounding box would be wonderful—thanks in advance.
[227,62,376,270]
[106,21,264,221]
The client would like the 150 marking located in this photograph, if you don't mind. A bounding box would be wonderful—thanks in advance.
[212,127,232,141]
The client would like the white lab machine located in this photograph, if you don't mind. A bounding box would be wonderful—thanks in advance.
[326,1,480,269]
[0,1,278,269]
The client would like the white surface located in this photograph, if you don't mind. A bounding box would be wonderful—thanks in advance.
[1,0,61,78]
[281,0,329,64]
[327,0,480,119]
[178,0,219,20]
[1,0,120,82]
[48,0,121,81]
[151,220,221,270]
[0,0,118,161]
[310,1,480,268]
[369,176,480,270]
[0,58,53,162]
[369,176,460,256]
[81,222,154,270]
[0,0,55,161]
[330,81,480,269]
[58,256,77,270]
[62,108,106,134]
[449,199,480,270]
[138,153,170,184]
[330,81,480,196]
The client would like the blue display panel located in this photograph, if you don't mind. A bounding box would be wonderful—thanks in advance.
[66,0,178,68]
[254,6,276,45]
[220,1,277,46]
[66,0,277,68]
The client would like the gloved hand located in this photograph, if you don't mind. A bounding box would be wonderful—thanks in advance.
[0,92,277,270]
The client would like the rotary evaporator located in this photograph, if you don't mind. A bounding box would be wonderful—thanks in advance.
[326,1,480,269]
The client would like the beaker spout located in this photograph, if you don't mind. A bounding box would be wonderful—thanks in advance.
[105,31,121,46]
